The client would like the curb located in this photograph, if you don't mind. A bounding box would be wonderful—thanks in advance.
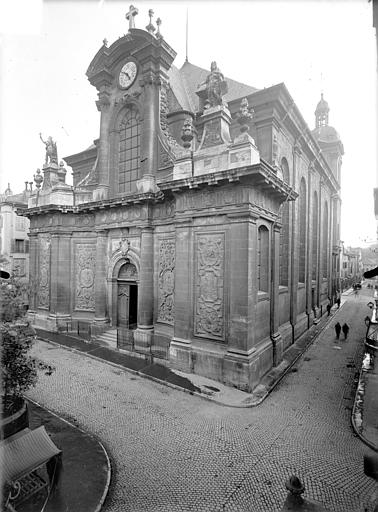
[26,397,112,512]
[36,305,342,409]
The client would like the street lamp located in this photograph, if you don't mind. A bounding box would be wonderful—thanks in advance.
[365,290,378,353]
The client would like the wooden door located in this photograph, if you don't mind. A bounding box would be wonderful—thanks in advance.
[117,283,130,327]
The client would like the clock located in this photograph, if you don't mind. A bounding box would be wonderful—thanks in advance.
[119,61,138,89]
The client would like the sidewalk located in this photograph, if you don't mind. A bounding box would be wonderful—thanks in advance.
[352,349,378,452]
[17,399,111,512]
[35,300,343,408]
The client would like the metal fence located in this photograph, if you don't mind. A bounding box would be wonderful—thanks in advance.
[116,328,170,361]
[62,320,92,340]
[117,327,135,351]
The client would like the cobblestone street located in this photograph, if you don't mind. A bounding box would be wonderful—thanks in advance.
[28,292,376,512]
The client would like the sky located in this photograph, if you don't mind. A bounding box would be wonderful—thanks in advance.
[0,0,376,247]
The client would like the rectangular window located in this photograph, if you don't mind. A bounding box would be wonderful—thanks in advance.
[13,239,25,253]
[15,216,26,231]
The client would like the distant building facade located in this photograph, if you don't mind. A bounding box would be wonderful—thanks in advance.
[23,13,343,392]
[0,183,31,280]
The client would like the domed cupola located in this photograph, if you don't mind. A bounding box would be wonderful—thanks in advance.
[311,93,344,182]
[315,93,329,128]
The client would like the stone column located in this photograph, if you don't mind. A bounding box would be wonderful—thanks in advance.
[94,89,111,201]
[137,72,160,193]
[94,230,109,327]
[28,233,38,313]
[170,220,193,371]
[49,233,72,329]
[134,226,154,351]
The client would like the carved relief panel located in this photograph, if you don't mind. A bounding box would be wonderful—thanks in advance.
[38,236,51,310]
[194,232,225,340]
[157,239,175,324]
[75,244,96,311]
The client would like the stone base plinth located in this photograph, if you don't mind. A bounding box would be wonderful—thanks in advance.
[136,175,160,194]
[134,327,154,353]
[28,312,71,332]
[169,338,192,372]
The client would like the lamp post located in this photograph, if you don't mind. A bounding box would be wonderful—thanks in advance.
[365,290,378,354]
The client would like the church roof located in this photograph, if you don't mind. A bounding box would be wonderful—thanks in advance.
[168,61,259,113]
[312,125,341,143]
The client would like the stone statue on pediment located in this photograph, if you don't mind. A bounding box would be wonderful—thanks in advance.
[40,133,58,165]
[204,61,228,108]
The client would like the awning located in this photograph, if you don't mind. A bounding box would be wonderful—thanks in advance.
[1,426,61,482]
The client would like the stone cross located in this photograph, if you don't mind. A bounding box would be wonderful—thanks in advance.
[126,5,138,30]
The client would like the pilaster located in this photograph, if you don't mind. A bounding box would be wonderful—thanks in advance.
[94,88,111,201]
[134,226,154,351]
[94,230,109,325]
[49,233,72,326]
[270,224,283,365]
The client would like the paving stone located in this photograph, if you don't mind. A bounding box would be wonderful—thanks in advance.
[27,294,376,511]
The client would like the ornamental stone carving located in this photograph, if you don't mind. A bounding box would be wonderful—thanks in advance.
[75,244,96,311]
[38,236,51,309]
[118,262,138,280]
[157,239,175,324]
[194,233,225,340]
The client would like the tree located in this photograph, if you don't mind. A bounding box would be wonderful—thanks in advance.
[1,274,55,415]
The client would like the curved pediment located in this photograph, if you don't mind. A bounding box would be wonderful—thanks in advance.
[86,29,176,88]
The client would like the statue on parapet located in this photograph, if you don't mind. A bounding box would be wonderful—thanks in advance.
[39,133,58,165]
[204,61,228,108]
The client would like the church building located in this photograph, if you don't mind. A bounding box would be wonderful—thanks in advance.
[23,7,343,392]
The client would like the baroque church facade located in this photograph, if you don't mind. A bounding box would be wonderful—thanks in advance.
[24,10,343,392]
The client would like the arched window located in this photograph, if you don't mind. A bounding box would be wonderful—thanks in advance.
[119,107,140,194]
[279,158,290,286]
[258,225,269,292]
[312,191,318,281]
[298,178,306,283]
[322,202,329,278]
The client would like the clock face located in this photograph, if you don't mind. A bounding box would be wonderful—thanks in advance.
[119,61,138,89]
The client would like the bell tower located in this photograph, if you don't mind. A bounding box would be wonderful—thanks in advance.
[312,93,344,183]
[86,7,177,200]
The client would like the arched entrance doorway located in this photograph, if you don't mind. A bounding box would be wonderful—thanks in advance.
[117,262,138,329]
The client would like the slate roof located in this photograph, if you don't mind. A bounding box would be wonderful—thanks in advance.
[168,61,259,113]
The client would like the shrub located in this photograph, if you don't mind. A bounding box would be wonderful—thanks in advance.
[1,274,55,416]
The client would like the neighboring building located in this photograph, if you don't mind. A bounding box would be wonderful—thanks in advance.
[23,11,343,392]
[0,183,31,280]
[340,244,362,289]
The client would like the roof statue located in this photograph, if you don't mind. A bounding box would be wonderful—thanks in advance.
[126,5,138,30]
[39,133,58,166]
[203,62,228,108]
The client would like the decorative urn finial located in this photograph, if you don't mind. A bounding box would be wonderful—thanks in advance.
[34,168,43,190]
[237,97,254,134]
[156,17,162,38]
[181,117,194,149]
[146,9,156,33]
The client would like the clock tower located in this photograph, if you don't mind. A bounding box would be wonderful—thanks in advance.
[86,9,176,200]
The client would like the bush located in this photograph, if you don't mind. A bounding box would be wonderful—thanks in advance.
[1,274,55,416]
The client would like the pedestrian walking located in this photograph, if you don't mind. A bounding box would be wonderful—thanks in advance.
[326,303,331,316]
[342,323,349,339]
[336,297,341,309]
[335,322,341,340]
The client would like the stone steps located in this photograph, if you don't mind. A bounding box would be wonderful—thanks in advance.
[93,329,117,349]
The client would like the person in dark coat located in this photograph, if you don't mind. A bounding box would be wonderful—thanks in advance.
[335,322,341,340]
[342,323,350,339]
[326,303,331,316]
